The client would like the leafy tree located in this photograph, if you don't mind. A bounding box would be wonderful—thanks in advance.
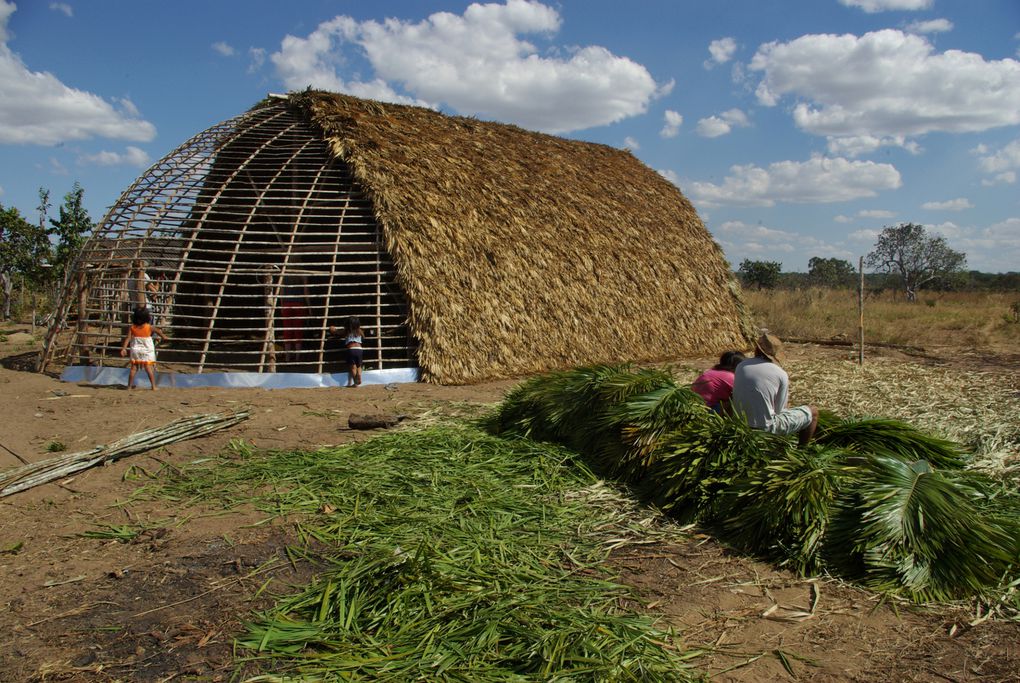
[808,257,856,288]
[0,203,51,319]
[48,182,94,282]
[865,223,966,302]
[738,259,782,290]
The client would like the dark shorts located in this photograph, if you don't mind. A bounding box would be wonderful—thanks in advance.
[346,347,364,367]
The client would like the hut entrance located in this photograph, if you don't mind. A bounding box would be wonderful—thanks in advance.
[41,102,416,376]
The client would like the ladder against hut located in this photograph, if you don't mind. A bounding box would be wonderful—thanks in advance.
[40,104,417,375]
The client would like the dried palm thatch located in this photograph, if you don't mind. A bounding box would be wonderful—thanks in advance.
[43,91,751,383]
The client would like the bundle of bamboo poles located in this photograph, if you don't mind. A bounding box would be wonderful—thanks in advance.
[0,411,250,498]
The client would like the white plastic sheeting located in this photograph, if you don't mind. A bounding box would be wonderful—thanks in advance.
[59,365,420,389]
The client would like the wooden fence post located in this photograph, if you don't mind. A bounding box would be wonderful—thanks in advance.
[858,256,865,366]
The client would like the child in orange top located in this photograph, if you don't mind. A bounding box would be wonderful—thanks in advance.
[120,307,167,390]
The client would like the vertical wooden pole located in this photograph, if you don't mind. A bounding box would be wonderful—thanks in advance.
[858,256,865,366]
[77,271,89,364]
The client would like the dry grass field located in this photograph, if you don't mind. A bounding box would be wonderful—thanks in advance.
[742,288,1020,355]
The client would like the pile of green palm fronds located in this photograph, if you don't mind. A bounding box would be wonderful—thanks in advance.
[149,427,702,681]
[484,364,1020,603]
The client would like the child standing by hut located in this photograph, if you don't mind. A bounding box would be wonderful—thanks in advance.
[120,306,167,390]
[329,316,365,387]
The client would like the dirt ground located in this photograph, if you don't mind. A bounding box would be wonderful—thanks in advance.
[1,328,1018,682]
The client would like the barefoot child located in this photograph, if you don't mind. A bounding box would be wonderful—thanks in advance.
[329,316,365,387]
[120,306,167,390]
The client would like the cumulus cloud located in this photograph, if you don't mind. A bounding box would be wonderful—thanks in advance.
[750,29,1020,139]
[270,0,667,133]
[826,134,921,157]
[248,47,266,74]
[982,171,1016,186]
[695,108,749,138]
[687,155,901,207]
[926,217,1020,272]
[859,209,895,218]
[659,109,682,138]
[657,168,680,186]
[848,228,881,243]
[705,37,736,68]
[974,138,1020,184]
[49,3,72,17]
[905,18,953,34]
[712,219,854,266]
[78,145,150,167]
[623,136,639,150]
[922,198,973,211]
[0,1,156,145]
[839,0,932,12]
[834,215,854,224]
[212,41,235,57]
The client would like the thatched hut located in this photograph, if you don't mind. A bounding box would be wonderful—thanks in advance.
[42,91,752,384]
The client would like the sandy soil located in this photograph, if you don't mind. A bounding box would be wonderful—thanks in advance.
[1,327,1017,682]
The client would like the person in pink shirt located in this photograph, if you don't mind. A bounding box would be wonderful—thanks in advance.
[691,350,746,413]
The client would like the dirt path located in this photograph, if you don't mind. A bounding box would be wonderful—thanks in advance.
[1,331,1017,682]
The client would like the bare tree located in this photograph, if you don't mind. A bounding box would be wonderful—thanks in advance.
[865,223,966,301]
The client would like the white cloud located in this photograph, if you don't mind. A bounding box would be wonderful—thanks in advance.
[49,3,72,18]
[48,157,67,175]
[930,217,1020,272]
[695,108,749,138]
[834,215,854,224]
[826,134,921,157]
[839,0,932,12]
[0,1,156,145]
[623,136,639,150]
[688,155,901,207]
[248,47,266,74]
[713,219,854,266]
[270,0,667,133]
[212,41,235,57]
[848,228,881,243]
[859,209,895,218]
[705,37,736,68]
[750,30,1020,138]
[921,198,972,211]
[982,171,1016,186]
[905,18,953,34]
[658,168,680,186]
[974,138,1020,177]
[78,145,150,167]
[659,109,682,138]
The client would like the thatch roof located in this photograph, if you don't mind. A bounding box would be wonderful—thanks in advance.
[288,91,752,383]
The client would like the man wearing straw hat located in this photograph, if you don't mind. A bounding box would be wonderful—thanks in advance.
[731,333,818,446]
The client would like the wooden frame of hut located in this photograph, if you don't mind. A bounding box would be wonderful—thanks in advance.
[41,91,752,384]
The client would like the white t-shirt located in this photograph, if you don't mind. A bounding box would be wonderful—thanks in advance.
[731,356,788,429]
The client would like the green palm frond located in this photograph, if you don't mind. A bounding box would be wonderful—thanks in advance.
[816,417,970,470]
[825,455,1017,601]
[648,417,783,523]
[596,384,708,482]
[481,373,563,441]
[720,444,858,574]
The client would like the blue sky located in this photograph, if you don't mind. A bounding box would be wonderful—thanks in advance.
[1,0,1018,272]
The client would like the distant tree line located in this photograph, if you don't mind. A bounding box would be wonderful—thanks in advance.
[0,183,94,320]
[735,223,1016,298]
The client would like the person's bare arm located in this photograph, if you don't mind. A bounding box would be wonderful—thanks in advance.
[120,329,133,357]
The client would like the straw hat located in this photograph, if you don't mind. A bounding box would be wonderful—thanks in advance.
[755,333,787,366]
